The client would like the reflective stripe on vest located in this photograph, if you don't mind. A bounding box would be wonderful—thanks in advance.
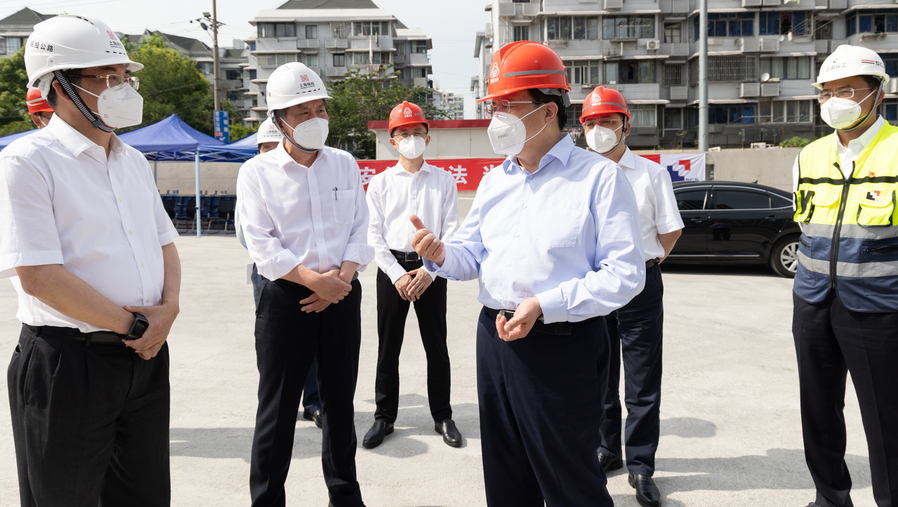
[794,122,898,312]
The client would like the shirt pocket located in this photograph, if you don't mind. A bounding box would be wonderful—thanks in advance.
[332,189,356,224]
[855,189,897,227]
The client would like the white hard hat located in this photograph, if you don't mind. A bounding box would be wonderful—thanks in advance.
[257,117,283,145]
[25,15,144,99]
[815,44,890,89]
[265,62,330,113]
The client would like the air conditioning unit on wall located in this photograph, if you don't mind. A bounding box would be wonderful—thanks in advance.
[646,39,661,50]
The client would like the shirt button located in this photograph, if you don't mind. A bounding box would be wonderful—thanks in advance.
[129,230,134,234]
[515,233,520,238]
[507,262,511,267]
[504,294,509,299]
[315,215,319,219]
[146,297,151,302]
[119,197,123,202]
[141,263,145,267]
[313,191,317,195]
[523,205,527,209]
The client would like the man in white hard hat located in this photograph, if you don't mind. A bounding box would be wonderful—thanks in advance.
[2,15,180,506]
[792,44,898,507]
[236,117,324,429]
[238,62,373,507]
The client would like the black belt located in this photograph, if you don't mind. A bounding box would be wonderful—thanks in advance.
[646,258,660,270]
[25,324,127,346]
[484,307,601,337]
[391,249,421,263]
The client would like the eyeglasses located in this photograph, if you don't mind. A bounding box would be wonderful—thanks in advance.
[484,100,537,117]
[68,73,140,91]
[817,87,873,103]
[392,132,427,140]
[582,118,622,129]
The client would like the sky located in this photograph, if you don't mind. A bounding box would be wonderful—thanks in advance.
[1,0,488,117]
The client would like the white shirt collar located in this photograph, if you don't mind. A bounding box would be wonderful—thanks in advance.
[46,115,126,159]
[838,115,886,158]
[390,160,432,175]
[617,147,636,171]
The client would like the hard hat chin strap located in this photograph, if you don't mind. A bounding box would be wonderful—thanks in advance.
[54,70,114,133]
[842,84,882,133]
[599,118,628,155]
[271,111,319,154]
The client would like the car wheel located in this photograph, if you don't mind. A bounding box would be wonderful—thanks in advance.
[770,236,799,278]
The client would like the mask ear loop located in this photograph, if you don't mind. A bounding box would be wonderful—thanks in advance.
[599,117,628,155]
[271,111,319,154]
[54,70,114,133]
[841,85,882,133]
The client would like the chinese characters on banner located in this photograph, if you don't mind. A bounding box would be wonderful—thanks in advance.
[357,153,705,191]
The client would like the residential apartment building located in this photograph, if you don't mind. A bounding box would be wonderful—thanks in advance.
[0,7,54,59]
[242,0,435,125]
[434,84,466,119]
[473,0,898,149]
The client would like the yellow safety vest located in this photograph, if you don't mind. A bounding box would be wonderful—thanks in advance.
[794,122,898,312]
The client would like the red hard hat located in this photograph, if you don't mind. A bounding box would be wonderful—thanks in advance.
[580,86,630,124]
[478,40,570,102]
[26,88,53,115]
[388,101,428,134]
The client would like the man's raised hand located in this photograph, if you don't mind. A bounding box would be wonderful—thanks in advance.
[409,214,446,266]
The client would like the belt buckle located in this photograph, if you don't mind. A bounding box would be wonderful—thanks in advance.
[405,251,419,262]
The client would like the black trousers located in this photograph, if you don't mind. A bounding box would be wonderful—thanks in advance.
[8,324,171,507]
[251,263,320,412]
[476,307,613,507]
[250,277,364,507]
[793,291,898,507]
[374,265,451,424]
[599,264,664,476]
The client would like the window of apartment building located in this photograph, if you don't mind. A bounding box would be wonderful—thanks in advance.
[333,53,345,67]
[881,102,898,123]
[664,22,682,43]
[331,22,349,39]
[631,105,657,127]
[815,18,832,39]
[848,10,898,35]
[759,11,808,36]
[305,25,318,39]
[694,12,754,39]
[249,69,257,79]
[226,70,241,80]
[514,25,530,41]
[760,57,811,80]
[604,60,654,84]
[690,55,757,84]
[249,42,256,51]
[411,41,428,54]
[707,105,755,124]
[760,100,812,123]
[0,39,7,53]
[881,53,898,77]
[545,16,600,40]
[352,52,391,65]
[259,53,298,68]
[416,68,428,78]
[564,60,600,85]
[305,54,318,67]
[353,21,390,36]
[663,108,683,130]
[664,64,685,86]
[603,16,655,39]
[257,23,296,38]
[196,62,213,74]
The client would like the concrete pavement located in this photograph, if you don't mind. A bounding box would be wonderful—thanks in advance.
[0,234,875,507]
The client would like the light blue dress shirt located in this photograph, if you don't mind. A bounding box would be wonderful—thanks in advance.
[425,134,645,324]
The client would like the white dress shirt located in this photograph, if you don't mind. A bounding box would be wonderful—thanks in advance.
[366,162,459,283]
[237,142,373,281]
[0,116,179,332]
[617,148,685,261]
[425,135,646,324]
[792,116,886,190]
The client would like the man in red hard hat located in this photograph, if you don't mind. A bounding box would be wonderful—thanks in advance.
[362,101,461,449]
[409,40,645,507]
[26,88,53,129]
[581,86,684,507]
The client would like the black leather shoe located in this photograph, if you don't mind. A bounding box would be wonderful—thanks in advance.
[362,420,393,449]
[434,419,462,448]
[629,474,661,507]
[597,451,623,472]
[302,408,322,429]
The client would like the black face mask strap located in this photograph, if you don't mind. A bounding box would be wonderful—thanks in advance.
[270,110,318,154]
[54,70,114,133]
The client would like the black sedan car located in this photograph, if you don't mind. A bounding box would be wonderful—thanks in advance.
[665,181,800,278]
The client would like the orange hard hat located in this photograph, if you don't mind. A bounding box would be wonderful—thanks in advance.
[388,101,428,135]
[478,40,570,103]
[580,86,630,124]
[26,88,53,115]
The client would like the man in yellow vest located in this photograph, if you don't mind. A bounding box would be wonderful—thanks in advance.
[793,44,898,507]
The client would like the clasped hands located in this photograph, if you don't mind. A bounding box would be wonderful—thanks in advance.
[300,268,354,313]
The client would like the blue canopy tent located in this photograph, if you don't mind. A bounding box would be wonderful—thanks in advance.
[226,132,259,151]
[0,128,40,151]
[119,114,256,237]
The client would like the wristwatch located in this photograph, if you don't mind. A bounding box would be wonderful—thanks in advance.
[127,313,149,339]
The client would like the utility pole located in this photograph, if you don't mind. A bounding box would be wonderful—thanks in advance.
[193,5,224,110]
[698,0,708,152]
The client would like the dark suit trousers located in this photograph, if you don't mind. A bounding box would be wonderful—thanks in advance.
[374,265,451,424]
[251,263,320,411]
[8,324,170,507]
[250,278,364,507]
[476,307,613,507]
[793,291,898,507]
[599,264,664,476]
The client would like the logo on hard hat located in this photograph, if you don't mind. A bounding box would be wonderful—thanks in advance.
[107,30,116,40]
[404,107,413,117]
[490,62,500,81]
[591,95,603,106]
[861,59,883,67]
[301,74,309,83]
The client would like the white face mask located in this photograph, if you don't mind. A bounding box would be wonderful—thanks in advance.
[396,135,426,159]
[74,84,144,129]
[820,88,877,130]
[586,124,624,154]
[282,117,329,151]
[487,104,547,156]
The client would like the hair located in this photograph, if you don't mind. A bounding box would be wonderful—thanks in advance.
[45,71,81,109]
[527,89,566,130]
[861,75,883,91]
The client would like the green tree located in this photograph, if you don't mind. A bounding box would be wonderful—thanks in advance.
[0,48,37,136]
[779,136,812,148]
[326,69,448,159]
[230,122,255,142]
